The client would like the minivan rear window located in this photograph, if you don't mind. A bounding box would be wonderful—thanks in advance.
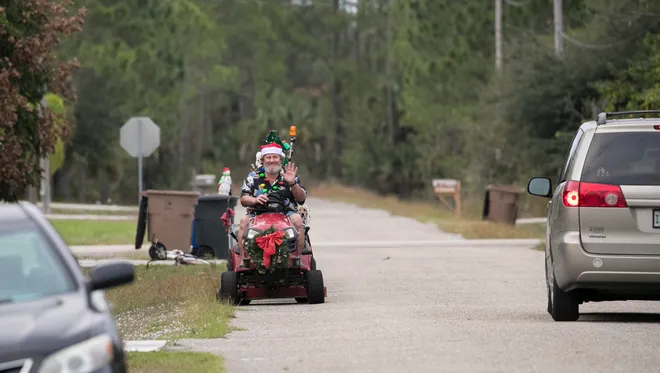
[581,131,660,185]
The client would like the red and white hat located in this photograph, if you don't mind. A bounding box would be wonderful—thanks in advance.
[260,143,284,157]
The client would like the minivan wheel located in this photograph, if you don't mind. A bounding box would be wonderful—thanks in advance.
[549,275,579,322]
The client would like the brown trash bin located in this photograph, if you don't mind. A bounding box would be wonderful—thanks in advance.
[142,190,200,252]
[482,184,524,225]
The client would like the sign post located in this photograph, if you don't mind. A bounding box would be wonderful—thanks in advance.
[120,117,160,203]
[432,179,462,217]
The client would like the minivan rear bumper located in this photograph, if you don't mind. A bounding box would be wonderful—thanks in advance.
[553,231,660,291]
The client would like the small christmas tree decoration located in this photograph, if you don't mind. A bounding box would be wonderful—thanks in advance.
[263,130,291,167]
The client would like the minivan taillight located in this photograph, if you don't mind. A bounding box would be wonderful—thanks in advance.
[562,181,627,208]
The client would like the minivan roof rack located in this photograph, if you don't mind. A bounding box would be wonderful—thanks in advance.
[596,110,660,125]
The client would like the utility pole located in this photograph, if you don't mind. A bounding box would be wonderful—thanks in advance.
[40,157,51,213]
[553,0,563,58]
[495,0,502,72]
[385,0,394,145]
[39,93,51,214]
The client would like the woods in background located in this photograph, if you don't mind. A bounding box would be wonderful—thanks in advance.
[2,0,660,206]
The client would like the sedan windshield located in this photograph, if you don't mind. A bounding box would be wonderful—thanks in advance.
[0,225,76,304]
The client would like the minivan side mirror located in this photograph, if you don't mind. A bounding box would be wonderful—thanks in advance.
[88,261,135,291]
[527,177,552,198]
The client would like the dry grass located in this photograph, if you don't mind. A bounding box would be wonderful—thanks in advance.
[532,241,546,251]
[435,218,546,239]
[84,264,234,341]
[126,351,224,373]
[309,183,547,240]
[311,183,456,220]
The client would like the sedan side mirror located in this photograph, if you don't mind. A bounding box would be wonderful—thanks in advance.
[527,177,552,198]
[88,261,135,291]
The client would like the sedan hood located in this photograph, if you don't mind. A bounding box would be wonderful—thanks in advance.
[0,292,97,361]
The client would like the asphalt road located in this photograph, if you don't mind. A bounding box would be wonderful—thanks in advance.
[162,198,660,373]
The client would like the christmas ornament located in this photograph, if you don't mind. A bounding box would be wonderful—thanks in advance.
[217,167,232,196]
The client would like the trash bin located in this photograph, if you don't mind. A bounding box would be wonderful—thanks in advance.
[482,184,524,225]
[192,195,238,259]
[142,190,200,252]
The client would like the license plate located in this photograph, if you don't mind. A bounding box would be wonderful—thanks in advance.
[653,209,660,229]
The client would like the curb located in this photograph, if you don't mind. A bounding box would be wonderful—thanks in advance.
[123,340,167,352]
[77,259,226,268]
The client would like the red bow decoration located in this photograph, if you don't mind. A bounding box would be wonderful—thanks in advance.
[220,208,235,230]
[255,230,284,268]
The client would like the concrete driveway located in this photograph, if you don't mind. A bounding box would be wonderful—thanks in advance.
[162,197,660,373]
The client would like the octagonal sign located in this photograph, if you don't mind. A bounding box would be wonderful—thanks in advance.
[120,116,160,157]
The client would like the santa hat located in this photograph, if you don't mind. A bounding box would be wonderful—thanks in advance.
[260,143,284,157]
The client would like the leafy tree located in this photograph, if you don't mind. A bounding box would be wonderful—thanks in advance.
[0,0,85,200]
[44,93,66,175]
[38,0,660,210]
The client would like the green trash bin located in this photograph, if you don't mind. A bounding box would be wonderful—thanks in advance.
[192,195,239,259]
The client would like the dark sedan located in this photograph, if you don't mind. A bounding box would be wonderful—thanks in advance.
[0,202,135,373]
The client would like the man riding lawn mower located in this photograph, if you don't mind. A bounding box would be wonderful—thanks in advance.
[218,127,324,305]
[237,142,306,254]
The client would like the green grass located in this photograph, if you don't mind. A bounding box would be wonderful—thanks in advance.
[126,351,224,373]
[51,219,136,245]
[51,208,137,216]
[83,264,235,341]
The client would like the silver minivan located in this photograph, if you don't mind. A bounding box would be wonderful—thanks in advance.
[528,110,660,321]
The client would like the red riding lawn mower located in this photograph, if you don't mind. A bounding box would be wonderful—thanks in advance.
[216,127,326,305]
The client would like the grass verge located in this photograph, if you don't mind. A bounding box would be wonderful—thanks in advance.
[434,219,546,239]
[76,251,152,260]
[51,208,137,216]
[51,219,136,245]
[532,241,546,251]
[310,183,547,239]
[126,351,224,373]
[84,264,235,341]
